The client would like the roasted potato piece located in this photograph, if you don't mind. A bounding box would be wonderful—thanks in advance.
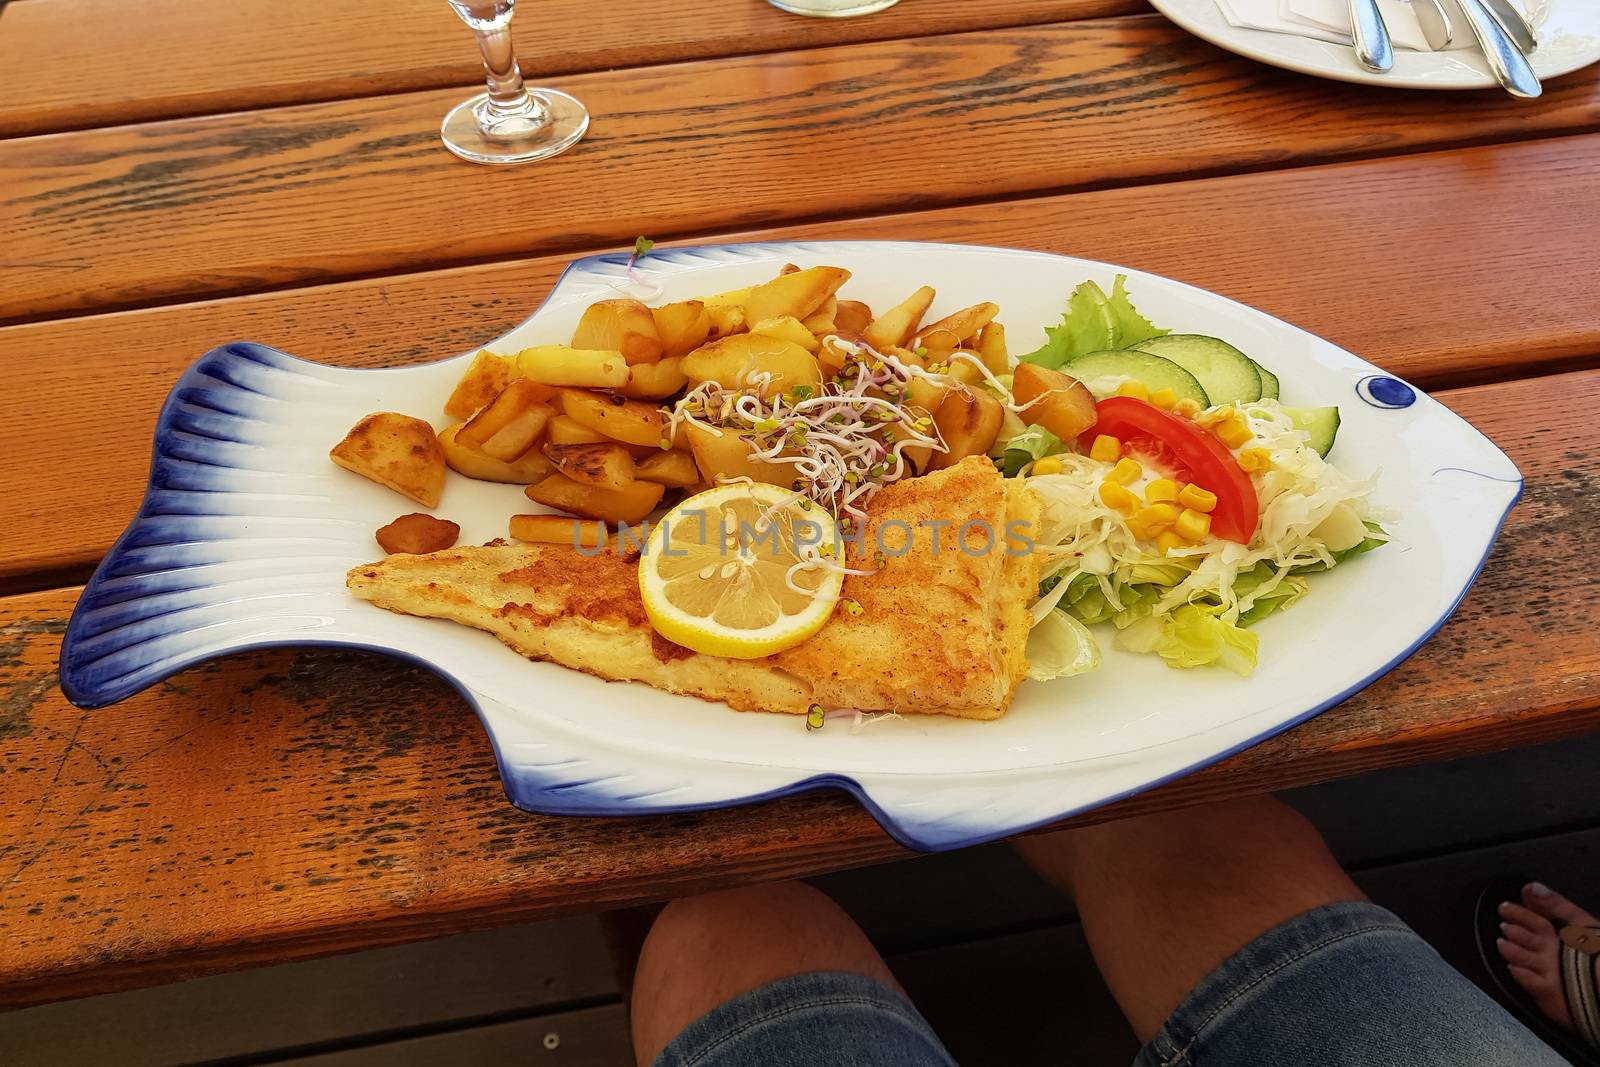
[930,387,1004,470]
[864,286,936,351]
[561,389,669,448]
[916,302,999,351]
[749,314,821,354]
[705,303,746,339]
[906,374,950,418]
[622,356,689,400]
[800,294,837,334]
[703,283,754,307]
[742,265,850,325]
[546,413,609,446]
[634,449,701,488]
[816,330,866,377]
[651,301,712,360]
[833,300,873,335]
[571,298,664,365]
[543,442,637,491]
[944,353,988,387]
[376,512,460,555]
[681,334,822,395]
[444,351,520,421]
[509,514,611,549]
[684,421,793,487]
[438,423,553,483]
[480,402,554,461]
[977,322,1009,374]
[458,379,553,450]
[329,412,446,507]
[526,473,663,524]
[514,345,630,389]
[1013,362,1098,441]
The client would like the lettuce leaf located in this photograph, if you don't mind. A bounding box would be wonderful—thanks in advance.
[1026,610,1102,681]
[1020,275,1169,368]
[1295,522,1390,573]
[1002,424,1064,476]
[1148,603,1259,676]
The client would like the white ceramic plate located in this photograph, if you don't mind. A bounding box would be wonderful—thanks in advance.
[1150,0,1600,89]
[59,242,1521,851]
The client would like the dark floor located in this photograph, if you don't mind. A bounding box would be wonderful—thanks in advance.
[6,733,1599,1066]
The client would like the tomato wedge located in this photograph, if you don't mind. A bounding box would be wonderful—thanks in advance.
[1080,397,1259,543]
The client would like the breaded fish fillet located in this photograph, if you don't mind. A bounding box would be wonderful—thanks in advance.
[347,457,1040,719]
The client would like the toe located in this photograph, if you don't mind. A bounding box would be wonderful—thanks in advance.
[1500,921,1545,951]
[1507,963,1574,1030]
[1523,882,1598,927]
[1497,938,1544,971]
[1500,900,1555,935]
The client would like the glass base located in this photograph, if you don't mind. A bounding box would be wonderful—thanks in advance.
[766,0,900,16]
[440,88,589,165]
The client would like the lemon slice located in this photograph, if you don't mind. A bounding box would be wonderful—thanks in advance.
[640,483,843,659]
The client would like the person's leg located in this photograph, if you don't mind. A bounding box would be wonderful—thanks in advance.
[1016,794,1363,1040]
[631,881,945,1067]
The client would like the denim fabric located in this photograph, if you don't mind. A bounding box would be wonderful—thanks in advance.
[653,970,956,1067]
[1134,900,1566,1067]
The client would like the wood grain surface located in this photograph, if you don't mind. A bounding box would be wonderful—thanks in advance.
[0,0,1148,137]
[2,136,1596,583]
[4,16,1599,321]
[2,369,1594,1008]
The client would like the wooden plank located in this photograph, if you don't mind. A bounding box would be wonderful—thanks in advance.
[0,369,1593,1008]
[0,0,1146,137]
[0,916,616,1067]
[4,17,1598,321]
[4,135,1599,581]
[270,1004,634,1067]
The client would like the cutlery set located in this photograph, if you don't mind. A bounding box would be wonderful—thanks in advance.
[1349,0,1541,95]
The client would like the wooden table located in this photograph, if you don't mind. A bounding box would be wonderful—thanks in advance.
[1,0,1597,1011]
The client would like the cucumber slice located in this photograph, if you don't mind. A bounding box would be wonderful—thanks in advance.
[1284,406,1340,458]
[1062,350,1209,406]
[1252,361,1280,400]
[1133,335,1262,405]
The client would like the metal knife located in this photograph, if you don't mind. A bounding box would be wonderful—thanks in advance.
[1348,0,1395,71]
[1412,0,1455,51]
[1480,0,1538,54]
[1447,0,1542,98]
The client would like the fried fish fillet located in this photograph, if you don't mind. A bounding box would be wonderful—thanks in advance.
[346,456,1040,719]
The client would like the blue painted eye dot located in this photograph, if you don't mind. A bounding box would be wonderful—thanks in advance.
[1357,375,1415,409]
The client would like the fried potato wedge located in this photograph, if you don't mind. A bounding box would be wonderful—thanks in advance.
[1013,362,1098,442]
[444,351,520,421]
[439,423,554,484]
[833,300,873,335]
[526,472,663,524]
[621,356,689,400]
[571,299,664,365]
[742,265,850,325]
[916,302,999,351]
[329,412,446,507]
[977,321,1009,374]
[800,294,837,334]
[514,345,630,389]
[930,387,1004,470]
[376,512,460,555]
[544,442,637,491]
[864,286,936,351]
[681,334,822,394]
[705,303,746,339]
[650,301,713,360]
[749,314,821,354]
[560,389,669,448]
[634,449,700,488]
[683,421,793,487]
[509,514,611,549]
[458,379,554,451]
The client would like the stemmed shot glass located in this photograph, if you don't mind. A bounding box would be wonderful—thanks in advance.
[441,0,589,165]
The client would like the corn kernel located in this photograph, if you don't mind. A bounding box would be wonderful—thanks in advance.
[1115,380,1149,401]
[1173,399,1202,419]
[1156,530,1185,555]
[1127,503,1180,540]
[1237,447,1271,473]
[1109,457,1143,485]
[1177,483,1218,513]
[1098,480,1136,512]
[1175,508,1212,542]
[1031,455,1064,477]
[1144,478,1180,504]
[1089,434,1121,463]
[1195,405,1235,428]
[1215,417,1254,449]
[1149,387,1177,410]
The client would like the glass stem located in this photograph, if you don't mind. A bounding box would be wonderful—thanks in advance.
[468,7,537,121]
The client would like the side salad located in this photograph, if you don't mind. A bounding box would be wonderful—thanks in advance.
[995,277,1390,679]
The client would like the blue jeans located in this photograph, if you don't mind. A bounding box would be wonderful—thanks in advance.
[653,902,1564,1066]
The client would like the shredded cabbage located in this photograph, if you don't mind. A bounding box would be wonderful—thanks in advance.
[1023,399,1390,676]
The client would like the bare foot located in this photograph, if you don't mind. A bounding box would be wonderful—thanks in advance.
[1496,881,1598,1031]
